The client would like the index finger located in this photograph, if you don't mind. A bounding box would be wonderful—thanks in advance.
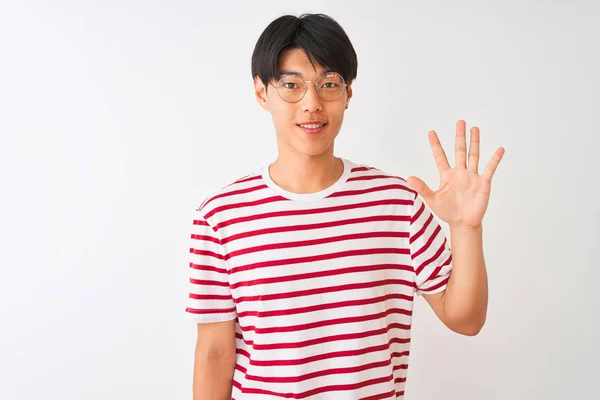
[428,130,451,172]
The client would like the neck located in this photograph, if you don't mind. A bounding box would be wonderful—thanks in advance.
[268,150,344,195]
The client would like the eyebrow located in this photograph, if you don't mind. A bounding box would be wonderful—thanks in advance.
[278,67,333,77]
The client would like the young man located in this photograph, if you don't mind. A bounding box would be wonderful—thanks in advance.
[186,13,505,400]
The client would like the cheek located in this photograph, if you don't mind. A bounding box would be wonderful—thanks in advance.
[326,105,346,126]
[270,104,295,125]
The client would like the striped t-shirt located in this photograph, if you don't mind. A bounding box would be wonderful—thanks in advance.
[186,157,453,399]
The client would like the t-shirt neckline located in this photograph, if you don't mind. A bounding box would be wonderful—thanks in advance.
[261,157,352,202]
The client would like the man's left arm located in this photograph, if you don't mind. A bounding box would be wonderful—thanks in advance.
[423,224,487,336]
[407,120,505,336]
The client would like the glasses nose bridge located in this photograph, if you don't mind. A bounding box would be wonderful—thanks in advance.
[302,79,321,100]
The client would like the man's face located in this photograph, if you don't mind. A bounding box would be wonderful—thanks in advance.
[254,48,353,158]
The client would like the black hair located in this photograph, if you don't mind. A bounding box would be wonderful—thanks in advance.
[251,13,358,89]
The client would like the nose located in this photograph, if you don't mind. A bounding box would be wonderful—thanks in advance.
[300,81,323,113]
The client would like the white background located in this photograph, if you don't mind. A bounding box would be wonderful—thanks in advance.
[1,0,599,399]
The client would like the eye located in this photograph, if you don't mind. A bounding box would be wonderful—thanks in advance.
[283,82,299,89]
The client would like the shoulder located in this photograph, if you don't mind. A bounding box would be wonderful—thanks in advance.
[346,158,418,201]
[194,167,265,219]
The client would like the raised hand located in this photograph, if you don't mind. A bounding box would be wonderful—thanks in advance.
[407,120,505,229]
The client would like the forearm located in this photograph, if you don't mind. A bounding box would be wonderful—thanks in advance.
[193,352,235,400]
[443,224,488,334]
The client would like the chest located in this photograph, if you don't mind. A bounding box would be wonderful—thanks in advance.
[221,214,415,305]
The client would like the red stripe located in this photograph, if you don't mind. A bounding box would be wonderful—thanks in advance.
[227,174,262,186]
[409,201,424,225]
[240,308,412,335]
[245,359,393,383]
[190,278,229,287]
[360,389,396,400]
[237,348,251,358]
[327,183,414,199]
[235,278,414,304]
[189,263,226,274]
[189,293,232,301]
[214,199,412,231]
[221,215,409,244]
[190,234,220,245]
[193,219,210,227]
[347,174,406,182]
[230,248,410,276]
[409,212,433,245]
[426,265,442,283]
[196,198,210,212]
[189,248,223,260]
[200,184,268,210]
[231,263,413,290]
[205,195,288,219]
[244,322,411,351]
[240,374,395,399]
[423,252,452,283]
[185,306,235,314]
[235,363,247,373]
[419,272,451,293]
[225,231,409,260]
[411,221,440,258]
[352,166,378,172]
[416,238,448,275]
[237,293,414,319]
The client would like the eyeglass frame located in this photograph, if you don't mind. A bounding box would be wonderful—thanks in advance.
[268,71,349,103]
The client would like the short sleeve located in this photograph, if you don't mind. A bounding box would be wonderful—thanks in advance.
[409,193,453,296]
[185,209,237,323]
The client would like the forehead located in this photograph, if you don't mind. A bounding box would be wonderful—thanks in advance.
[278,48,331,78]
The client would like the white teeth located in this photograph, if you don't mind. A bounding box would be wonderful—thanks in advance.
[299,124,324,129]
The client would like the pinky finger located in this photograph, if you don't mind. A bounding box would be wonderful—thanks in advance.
[482,147,506,182]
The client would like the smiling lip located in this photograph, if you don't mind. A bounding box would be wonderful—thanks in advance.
[297,122,327,134]
[297,120,326,125]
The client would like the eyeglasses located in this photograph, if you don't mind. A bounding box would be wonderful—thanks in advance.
[269,71,348,103]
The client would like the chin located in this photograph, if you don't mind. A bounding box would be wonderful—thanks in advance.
[278,126,338,157]
[294,143,334,157]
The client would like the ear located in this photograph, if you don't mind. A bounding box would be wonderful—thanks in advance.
[254,76,269,111]
[345,83,353,109]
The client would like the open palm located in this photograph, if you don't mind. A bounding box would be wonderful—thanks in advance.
[407,120,505,229]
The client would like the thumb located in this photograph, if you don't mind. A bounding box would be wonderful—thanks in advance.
[407,176,435,204]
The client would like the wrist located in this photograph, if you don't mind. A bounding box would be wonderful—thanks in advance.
[449,223,482,233]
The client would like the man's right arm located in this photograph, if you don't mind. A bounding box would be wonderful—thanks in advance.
[193,319,237,400]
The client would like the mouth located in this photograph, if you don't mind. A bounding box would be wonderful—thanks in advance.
[297,122,328,134]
